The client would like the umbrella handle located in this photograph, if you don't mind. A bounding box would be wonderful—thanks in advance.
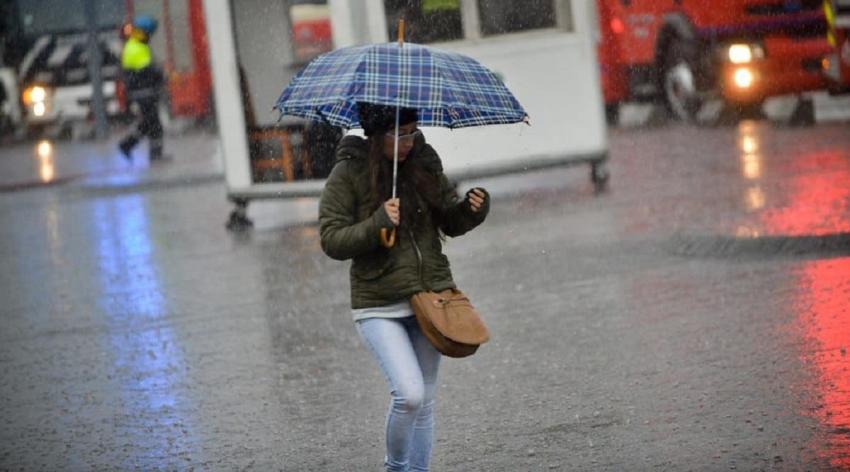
[380,227,396,248]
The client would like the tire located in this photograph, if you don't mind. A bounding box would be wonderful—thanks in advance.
[661,39,705,122]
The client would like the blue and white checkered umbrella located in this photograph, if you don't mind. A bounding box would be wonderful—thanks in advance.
[274,42,528,129]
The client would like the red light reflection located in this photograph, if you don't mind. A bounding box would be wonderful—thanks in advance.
[795,258,850,468]
[759,151,850,236]
[756,143,850,466]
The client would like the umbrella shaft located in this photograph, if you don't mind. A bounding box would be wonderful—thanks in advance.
[392,33,403,200]
[392,101,400,199]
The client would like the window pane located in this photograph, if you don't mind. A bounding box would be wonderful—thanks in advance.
[290,1,333,63]
[477,0,555,36]
[384,0,463,44]
[169,0,193,72]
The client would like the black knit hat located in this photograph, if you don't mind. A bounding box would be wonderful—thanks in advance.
[357,102,418,137]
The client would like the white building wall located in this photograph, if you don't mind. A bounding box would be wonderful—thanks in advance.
[232,0,295,126]
[329,0,388,48]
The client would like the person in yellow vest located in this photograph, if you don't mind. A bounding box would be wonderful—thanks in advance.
[419,0,462,42]
[118,15,166,161]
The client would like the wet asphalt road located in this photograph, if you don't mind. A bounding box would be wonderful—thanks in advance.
[1,119,849,471]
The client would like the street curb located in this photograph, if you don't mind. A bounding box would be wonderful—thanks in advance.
[0,172,225,197]
[668,233,850,259]
[78,172,225,196]
[0,175,83,193]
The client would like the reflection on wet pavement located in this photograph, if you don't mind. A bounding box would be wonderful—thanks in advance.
[796,258,850,469]
[36,141,55,183]
[759,155,850,236]
[735,122,850,238]
[752,123,850,238]
[91,196,196,468]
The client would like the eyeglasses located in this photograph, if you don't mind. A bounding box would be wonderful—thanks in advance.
[385,129,422,143]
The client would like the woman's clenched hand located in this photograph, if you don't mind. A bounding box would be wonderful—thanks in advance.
[384,198,400,225]
[467,189,487,212]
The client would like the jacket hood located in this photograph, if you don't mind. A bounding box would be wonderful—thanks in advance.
[336,135,369,163]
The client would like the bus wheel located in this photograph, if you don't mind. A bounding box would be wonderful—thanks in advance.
[662,40,703,122]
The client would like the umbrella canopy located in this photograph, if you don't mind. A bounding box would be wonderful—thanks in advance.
[274,42,527,129]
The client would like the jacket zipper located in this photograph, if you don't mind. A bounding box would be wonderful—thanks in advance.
[407,228,429,291]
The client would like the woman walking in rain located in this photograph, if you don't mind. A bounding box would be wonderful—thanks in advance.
[318,103,489,471]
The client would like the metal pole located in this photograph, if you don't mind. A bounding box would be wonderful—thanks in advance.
[460,0,482,39]
[392,19,405,200]
[84,0,108,140]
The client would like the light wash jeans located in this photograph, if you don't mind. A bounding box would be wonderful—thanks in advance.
[356,315,442,472]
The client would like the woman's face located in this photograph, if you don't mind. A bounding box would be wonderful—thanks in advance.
[381,121,419,163]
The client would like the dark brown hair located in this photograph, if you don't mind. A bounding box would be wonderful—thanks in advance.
[367,137,444,231]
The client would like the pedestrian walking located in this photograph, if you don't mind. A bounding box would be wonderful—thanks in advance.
[318,103,489,472]
[118,15,166,162]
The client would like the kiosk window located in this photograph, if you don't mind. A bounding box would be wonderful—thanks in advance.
[384,0,464,43]
[290,0,333,64]
[477,0,556,36]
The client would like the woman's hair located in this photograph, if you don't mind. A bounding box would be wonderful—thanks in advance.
[358,102,417,137]
[367,137,444,231]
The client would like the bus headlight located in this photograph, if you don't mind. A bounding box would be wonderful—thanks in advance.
[728,43,764,64]
[733,67,755,88]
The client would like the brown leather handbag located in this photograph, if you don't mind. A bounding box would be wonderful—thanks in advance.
[410,289,490,358]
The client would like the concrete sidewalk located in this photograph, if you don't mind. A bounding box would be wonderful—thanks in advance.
[0,129,224,194]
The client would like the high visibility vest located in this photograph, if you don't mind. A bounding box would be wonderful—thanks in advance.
[422,0,460,14]
[121,37,152,71]
[825,0,837,46]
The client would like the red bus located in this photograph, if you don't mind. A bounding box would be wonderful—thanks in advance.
[597,0,833,122]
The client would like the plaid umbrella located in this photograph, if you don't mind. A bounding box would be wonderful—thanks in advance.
[274,42,528,129]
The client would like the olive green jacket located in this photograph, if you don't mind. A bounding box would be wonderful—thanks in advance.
[318,135,489,309]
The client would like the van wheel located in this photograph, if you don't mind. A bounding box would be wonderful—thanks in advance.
[662,40,704,122]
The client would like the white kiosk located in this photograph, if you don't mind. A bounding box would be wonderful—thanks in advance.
[203,0,609,228]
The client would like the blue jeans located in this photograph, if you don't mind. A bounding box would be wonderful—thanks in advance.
[356,316,442,472]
